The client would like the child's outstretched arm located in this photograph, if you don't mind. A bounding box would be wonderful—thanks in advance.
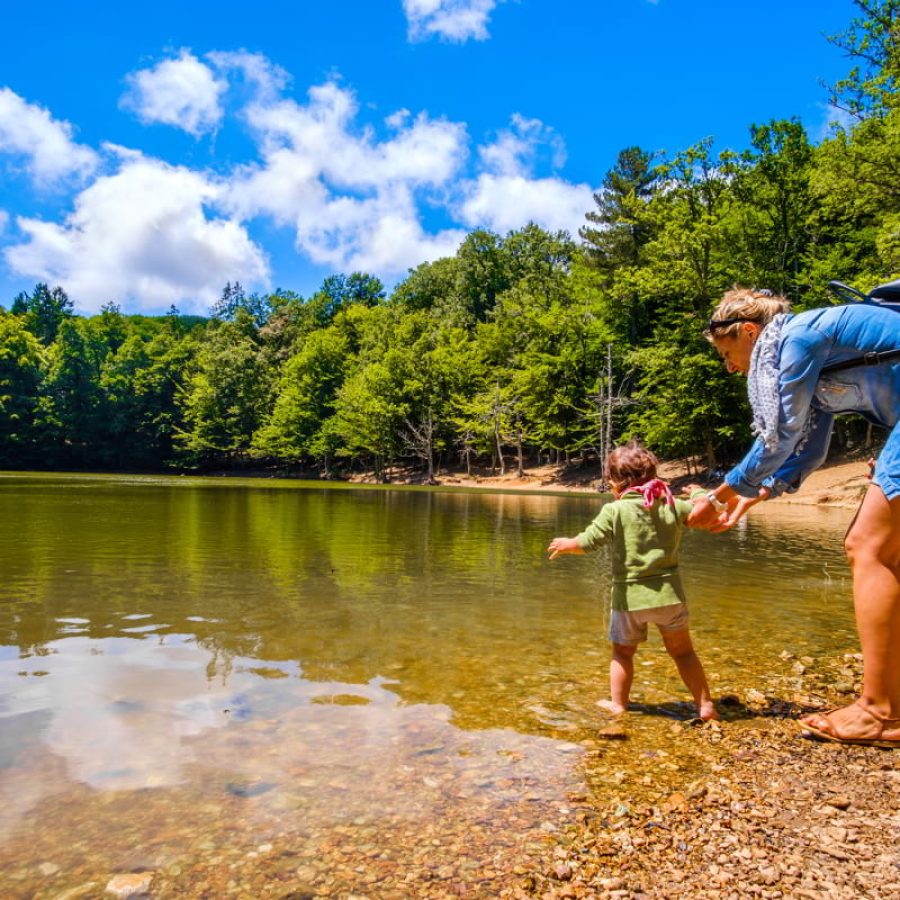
[547,537,585,559]
[550,505,613,558]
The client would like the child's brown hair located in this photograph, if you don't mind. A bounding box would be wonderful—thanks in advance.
[606,441,659,489]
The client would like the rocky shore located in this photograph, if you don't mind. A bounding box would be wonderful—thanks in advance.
[127,655,893,900]
[509,651,900,900]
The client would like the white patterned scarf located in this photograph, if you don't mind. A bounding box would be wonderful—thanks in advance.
[747,313,815,452]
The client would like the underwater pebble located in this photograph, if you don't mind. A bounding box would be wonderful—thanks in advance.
[104,872,154,897]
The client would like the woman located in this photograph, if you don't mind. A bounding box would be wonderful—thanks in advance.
[688,286,900,747]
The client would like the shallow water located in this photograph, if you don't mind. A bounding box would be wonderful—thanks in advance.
[0,474,856,896]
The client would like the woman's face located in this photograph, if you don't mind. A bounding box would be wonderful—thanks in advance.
[712,323,762,376]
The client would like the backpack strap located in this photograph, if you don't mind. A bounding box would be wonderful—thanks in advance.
[821,348,900,375]
[821,280,900,375]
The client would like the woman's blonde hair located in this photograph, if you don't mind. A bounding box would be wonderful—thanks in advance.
[705,287,791,341]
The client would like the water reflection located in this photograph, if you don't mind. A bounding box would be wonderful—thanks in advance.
[0,473,857,738]
[0,474,858,893]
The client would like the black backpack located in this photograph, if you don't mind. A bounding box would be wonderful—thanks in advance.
[821,278,900,374]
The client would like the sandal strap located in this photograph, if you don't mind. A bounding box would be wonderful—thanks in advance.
[854,699,900,724]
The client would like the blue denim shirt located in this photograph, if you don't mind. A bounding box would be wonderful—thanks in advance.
[725,303,900,498]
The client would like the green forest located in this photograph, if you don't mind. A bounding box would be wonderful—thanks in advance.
[1,2,898,479]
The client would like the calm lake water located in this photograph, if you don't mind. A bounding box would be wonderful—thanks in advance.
[0,474,857,897]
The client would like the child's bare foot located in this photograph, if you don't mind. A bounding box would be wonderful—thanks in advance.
[698,701,719,721]
[597,699,626,715]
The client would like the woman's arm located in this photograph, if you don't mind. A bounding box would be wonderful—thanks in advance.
[726,328,831,497]
[761,410,835,497]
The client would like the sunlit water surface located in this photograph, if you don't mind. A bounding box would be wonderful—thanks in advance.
[0,474,856,896]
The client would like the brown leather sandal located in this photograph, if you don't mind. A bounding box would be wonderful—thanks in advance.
[800,700,900,749]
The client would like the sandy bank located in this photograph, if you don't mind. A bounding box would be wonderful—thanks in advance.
[348,455,873,510]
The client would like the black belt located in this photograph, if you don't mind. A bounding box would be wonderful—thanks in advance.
[821,348,900,375]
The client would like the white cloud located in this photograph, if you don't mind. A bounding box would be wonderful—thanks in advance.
[207,50,290,103]
[221,80,469,275]
[403,0,502,43]
[0,210,8,235]
[5,153,269,314]
[239,82,468,190]
[479,113,568,176]
[0,88,99,186]
[455,115,593,235]
[457,172,594,235]
[122,50,227,136]
[4,53,596,310]
[294,186,467,273]
[385,108,411,129]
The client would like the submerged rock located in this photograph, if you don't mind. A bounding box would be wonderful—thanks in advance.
[105,873,153,898]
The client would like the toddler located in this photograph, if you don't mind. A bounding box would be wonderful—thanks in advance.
[548,442,717,721]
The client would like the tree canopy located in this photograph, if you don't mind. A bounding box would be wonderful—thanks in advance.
[1,1,896,478]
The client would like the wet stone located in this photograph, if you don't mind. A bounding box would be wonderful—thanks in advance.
[104,872,154,897]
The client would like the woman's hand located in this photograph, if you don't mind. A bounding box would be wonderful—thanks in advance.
[686,495,724,530]
[709,488,770,531]
[687,484,769,531]
[547,537,584,559]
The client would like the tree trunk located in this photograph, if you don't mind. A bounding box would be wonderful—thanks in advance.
[604,342,613,469]
[495,421,505,475]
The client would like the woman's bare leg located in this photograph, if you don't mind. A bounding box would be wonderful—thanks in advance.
[802,484,900,739]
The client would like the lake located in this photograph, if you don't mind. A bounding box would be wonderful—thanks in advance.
[0,474,857,897]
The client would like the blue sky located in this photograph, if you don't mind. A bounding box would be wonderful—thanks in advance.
[0,0,857,315]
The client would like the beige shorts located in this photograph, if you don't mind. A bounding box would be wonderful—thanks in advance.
[609,603,689,645]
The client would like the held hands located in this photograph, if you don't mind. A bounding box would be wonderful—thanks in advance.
[547,537,584,559]
[686,486,770,532]
[708,489,769,532]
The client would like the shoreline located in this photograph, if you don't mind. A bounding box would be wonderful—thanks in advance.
[342,454,873,510]
[2,455,873,509]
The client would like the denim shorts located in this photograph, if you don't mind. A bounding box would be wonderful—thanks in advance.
[873,424,900,501]
[609,603,689,646]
